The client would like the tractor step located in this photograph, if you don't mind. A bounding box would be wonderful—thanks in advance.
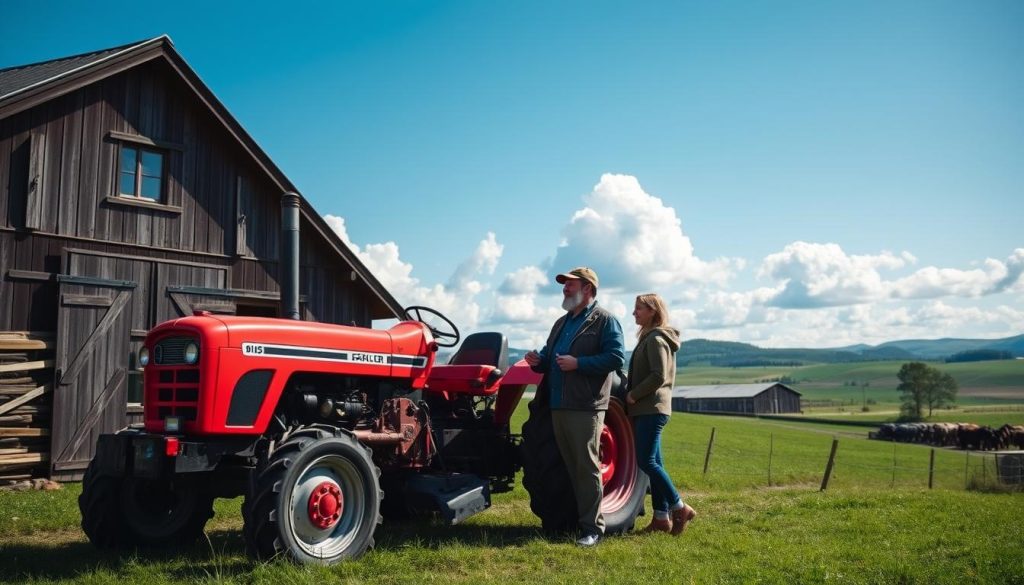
[404,473,491,525]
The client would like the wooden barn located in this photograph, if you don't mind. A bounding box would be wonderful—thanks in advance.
[672,383,802,415]
[0,36,405,482]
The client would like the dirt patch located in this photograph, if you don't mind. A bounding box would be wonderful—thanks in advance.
[757,482,818,492]
[958,386,1024,399]
[754,419,871,439]
[3,528,85,547]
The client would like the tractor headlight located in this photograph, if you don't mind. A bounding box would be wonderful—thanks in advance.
[184,342,200,364]
[138,347,150,368]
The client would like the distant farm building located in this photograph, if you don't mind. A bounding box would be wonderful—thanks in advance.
[672,383,802,415]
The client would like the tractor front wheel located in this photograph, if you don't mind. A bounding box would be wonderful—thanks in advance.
[243,427,382,564]
[79,458,214,548]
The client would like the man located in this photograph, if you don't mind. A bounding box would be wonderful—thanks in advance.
[524,266,625,547]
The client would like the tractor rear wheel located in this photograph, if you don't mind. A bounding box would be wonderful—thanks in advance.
[79,457,214,548]
[598,397,648,533]
[520,395,577,533]
[243,427,382,564]
[520,396,647,535]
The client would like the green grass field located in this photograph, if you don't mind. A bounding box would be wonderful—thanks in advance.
[1,406,1023,584]
[678,360,1024,426]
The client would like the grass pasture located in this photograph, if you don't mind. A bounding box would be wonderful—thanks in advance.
[679,360,1024,426]
[1,408,1023,584]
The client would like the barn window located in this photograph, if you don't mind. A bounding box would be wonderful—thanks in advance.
[118,145,165,201]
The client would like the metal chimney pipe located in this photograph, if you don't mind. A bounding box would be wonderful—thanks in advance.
[280,191,301,320]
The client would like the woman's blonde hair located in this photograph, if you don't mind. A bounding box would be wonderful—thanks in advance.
[635,293,670,339]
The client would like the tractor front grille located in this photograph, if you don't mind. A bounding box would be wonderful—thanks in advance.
[151,366,201,424]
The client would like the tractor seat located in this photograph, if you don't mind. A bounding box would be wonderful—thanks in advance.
[448,332,509,370]
[426,332,509,395]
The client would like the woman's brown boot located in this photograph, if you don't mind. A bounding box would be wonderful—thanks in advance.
[641,517,672,533]
[670,504,696,536]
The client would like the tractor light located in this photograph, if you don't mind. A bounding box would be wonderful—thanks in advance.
[165,416,181,433]
[184,342,200,364]
[164,437,180,457]
[138,347,150,367]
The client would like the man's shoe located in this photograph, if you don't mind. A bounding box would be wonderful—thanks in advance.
[575,533,601,547]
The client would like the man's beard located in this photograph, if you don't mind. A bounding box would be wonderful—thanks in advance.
[561,290,584,311]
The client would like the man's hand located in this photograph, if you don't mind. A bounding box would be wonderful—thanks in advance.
[626,394,637,405]
[524,350,541,366]
[555,354,578,371]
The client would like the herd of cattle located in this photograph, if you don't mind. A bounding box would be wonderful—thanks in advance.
[871,423,1024,451]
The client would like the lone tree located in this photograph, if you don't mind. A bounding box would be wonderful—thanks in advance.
[897,362,959,420]
[926,372,958,416]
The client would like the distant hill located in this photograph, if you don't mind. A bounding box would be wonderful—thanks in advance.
[877,334,1024,360]
[506,333,1024,367]
[676,338,922,366]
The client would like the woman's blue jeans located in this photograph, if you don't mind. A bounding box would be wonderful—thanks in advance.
[633,413,682,513]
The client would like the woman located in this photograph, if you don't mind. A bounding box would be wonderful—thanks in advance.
[626,293,695,535]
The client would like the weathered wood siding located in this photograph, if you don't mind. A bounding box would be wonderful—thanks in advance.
[1,56,387,479]
[1,59,377,331]
[0,60,274,256]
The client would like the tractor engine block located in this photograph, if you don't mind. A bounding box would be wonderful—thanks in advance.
[354,397,433,469]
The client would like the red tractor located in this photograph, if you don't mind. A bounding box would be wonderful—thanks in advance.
[79,193,646,564]
[78,307,647,563]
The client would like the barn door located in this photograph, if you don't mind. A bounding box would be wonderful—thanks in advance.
[167,287,237,316]
[154,263,232,320]
[50,275,136,480]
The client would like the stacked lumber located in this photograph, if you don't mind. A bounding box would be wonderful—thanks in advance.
[0,331,54,484]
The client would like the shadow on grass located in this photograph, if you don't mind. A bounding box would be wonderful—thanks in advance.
[0,529,252,583]
[374,517,550,552]
[0,518,556,581]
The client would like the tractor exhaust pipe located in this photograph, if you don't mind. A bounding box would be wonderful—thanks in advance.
[280,191,301,320]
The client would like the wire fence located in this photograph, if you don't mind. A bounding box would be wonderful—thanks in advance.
[674,427,1024,492]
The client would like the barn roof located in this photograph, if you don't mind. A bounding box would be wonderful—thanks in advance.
[0,39,150,99]
[0,36,405,320]
[672,383,801,399]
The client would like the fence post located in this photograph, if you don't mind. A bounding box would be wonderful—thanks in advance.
[820,438,839,491]
[891,440,897,488]
[928,449,935,489]
[768,433,774,486]
[703,427,716,477]
[964,450,970,489]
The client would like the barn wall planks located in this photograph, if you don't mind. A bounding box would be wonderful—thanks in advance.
[1,61,268,256]
[1,45,394,480]
[2,60,378,333]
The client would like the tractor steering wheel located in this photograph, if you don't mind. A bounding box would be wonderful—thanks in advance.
[403,306,461,348]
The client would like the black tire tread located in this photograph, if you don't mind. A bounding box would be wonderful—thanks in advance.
[520,397,578,533]
[79,451,214,548]
[242,427,382,563]
[78,460,126,547]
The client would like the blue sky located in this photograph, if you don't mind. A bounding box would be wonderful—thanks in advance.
[3,1,1022,349]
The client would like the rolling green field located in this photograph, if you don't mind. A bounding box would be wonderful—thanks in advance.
[677,360,1024,425]
[2,405,1023,584]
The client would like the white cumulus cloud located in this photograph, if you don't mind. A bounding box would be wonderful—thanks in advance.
[549,173,741,291]
[327,178,1023,351]
[758,243,1024,308]
[448,232,503,293]
[324,214,502,330]
[890,248,1024,299]
[759,242,913,308]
